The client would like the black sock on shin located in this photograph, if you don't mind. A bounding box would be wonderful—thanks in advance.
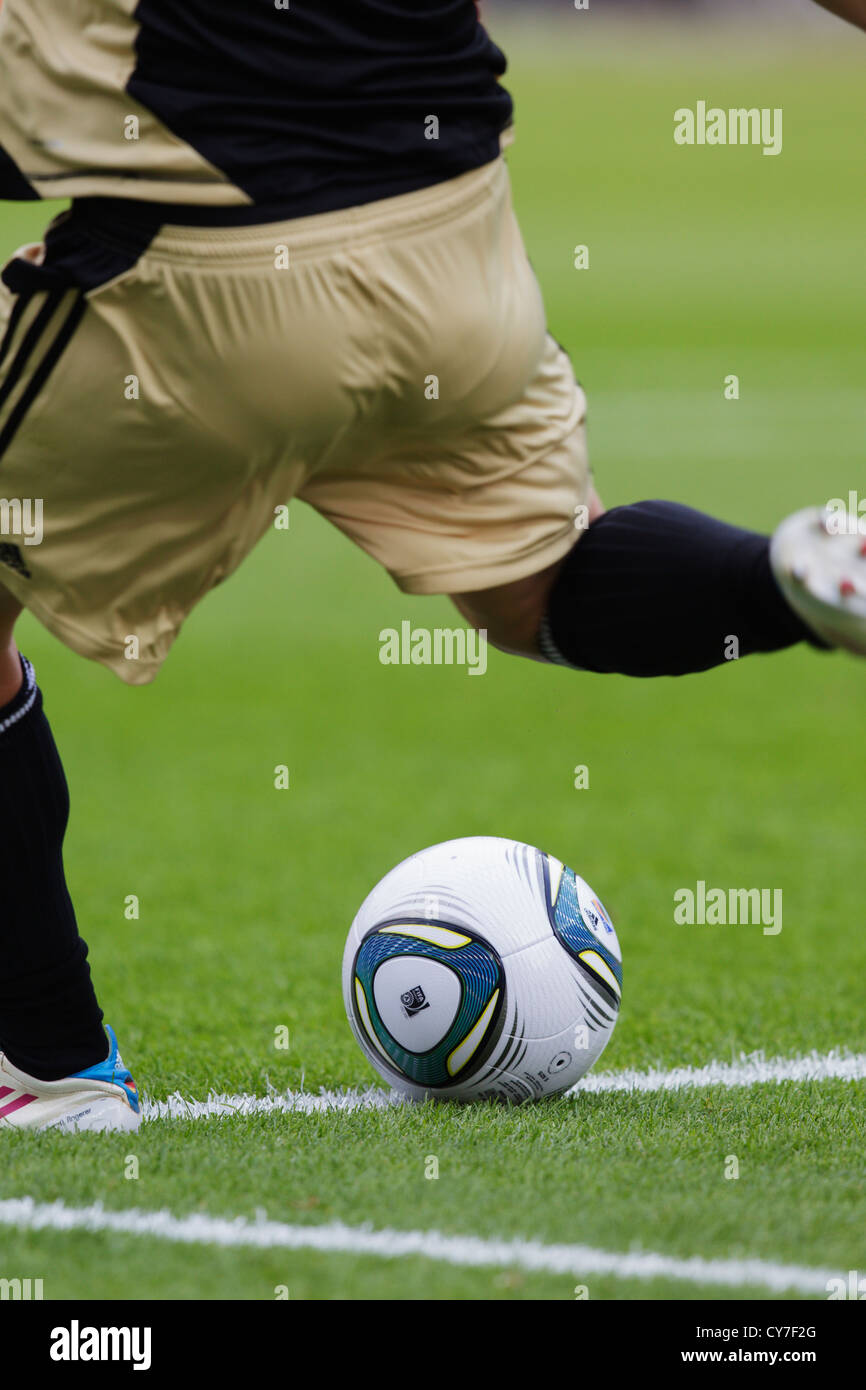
[0,657,106,1079]
[541,500,824,678]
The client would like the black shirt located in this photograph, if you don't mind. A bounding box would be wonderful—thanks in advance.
[0,1,513,218]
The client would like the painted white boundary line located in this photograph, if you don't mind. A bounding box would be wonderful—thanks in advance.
[576,1048,866,1094]
[141,1049,866,1122]
[0,1197,841,1295]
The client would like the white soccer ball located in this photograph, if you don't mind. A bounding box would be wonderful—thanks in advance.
[342,836,622,1103]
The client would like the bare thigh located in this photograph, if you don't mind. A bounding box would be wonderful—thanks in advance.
[0,583,23,705]
[449,485,605,659]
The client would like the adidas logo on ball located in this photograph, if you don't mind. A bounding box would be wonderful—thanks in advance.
[400,986,430,1018]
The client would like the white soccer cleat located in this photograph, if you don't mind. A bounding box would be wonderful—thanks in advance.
[0,1026,141,1133]
[770,506,866,657]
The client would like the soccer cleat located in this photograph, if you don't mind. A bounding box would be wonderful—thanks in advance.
[0,1026,141,1133]
[770,506,866,657]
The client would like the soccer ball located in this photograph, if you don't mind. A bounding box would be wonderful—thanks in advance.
[342,836,622,1103]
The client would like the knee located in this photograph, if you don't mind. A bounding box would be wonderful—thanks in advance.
[449,489,605,658]
[450,558,565,659]
[0,582,22,639]
[0,585,23,705]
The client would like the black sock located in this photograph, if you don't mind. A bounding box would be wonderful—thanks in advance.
[541,500,826,678]
[0,657,107,1079]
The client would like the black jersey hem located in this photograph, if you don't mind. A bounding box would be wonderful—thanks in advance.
[68,144,507,232]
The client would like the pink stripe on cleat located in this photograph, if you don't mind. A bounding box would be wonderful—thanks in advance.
[0,1093,37,1118]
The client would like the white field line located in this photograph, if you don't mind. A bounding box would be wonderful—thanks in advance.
[576,1048,866,1094]
[141,1048,866,1122]
[0,1196,842,1296]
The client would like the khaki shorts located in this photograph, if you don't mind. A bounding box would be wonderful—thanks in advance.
[0,157,589,685]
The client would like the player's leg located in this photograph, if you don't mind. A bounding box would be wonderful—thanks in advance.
[449,500,847,674]
[0,580,140,1131]
[450,485,606,660]
[451,558,563,662]
[0,201,354,1127]
[294,157,854,677]
[0,584,22,701]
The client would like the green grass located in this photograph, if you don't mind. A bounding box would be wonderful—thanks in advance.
[1,19,864,1300]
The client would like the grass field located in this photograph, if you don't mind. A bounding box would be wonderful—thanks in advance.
[1,16,864,1301]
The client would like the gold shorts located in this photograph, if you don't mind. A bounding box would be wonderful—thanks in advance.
[0,157,589,684]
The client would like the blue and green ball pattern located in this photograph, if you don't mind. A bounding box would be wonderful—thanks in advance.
[546,863,623,1008]
[353,925,504,1087]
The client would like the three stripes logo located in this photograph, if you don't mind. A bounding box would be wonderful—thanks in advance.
[0,285,87,475]
[0,1084,37,1123]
